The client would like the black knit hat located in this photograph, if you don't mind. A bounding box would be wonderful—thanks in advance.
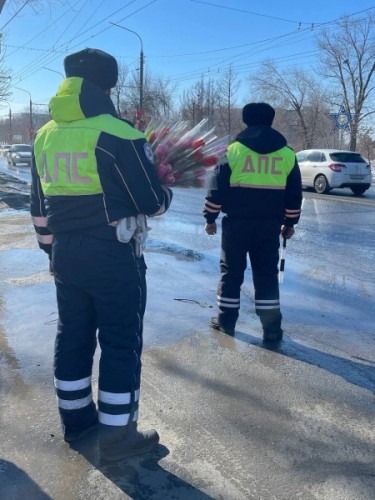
[242,102,275,127]
[64,48,118,90]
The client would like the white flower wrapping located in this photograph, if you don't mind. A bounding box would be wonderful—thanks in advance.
[144,118,230,187]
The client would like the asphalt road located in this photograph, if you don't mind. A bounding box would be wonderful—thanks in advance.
[0,159,374,499]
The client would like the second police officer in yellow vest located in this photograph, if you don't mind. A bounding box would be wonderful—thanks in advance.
[204,102,302,342]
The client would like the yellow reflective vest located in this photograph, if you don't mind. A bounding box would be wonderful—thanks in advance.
[227,142,296,190]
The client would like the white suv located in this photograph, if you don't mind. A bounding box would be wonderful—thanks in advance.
[296,149,372,195]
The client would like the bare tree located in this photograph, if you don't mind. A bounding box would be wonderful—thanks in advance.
[316,13,375,151]
[251,60,329,150]
[0,75,10,103]
[216,65,240,136]
[180,77,218,125]
[143,74,176,118]
[32,104,50,131]
[111,62,130,117]
[121,69,176,122]
[0,43,11,106]
[356,127,375,164]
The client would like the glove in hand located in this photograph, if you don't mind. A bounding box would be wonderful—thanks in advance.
[205,223,217,235]
[281,225,295,240]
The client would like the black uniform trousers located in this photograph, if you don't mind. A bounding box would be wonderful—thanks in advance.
[217,215,282,333]
[52,225,146,433]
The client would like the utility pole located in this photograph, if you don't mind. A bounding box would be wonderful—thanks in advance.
[139,48,144,111]
[109,22,144,112]
[8,106,11,139]
[14,87,33,140]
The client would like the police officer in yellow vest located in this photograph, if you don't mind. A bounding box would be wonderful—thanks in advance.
[30,48,173,460]
[204,102,302,342]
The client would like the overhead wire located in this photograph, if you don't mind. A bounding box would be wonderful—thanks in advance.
[10,14,319,85]
[5,5,80,59]
[8,1,375,96]
[13,0,158,83]
[0,0,31,31]
[166,26,320,82]
[11,2,374,78]
[189,0,313,25]
[190,1,375,26]
[69,0,99,33]
[47,0,92,49]
[11,0,142,80]
[160,7,375,85]
[8,0,93,77]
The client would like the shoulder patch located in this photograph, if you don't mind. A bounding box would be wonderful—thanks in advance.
[144,143,154,164]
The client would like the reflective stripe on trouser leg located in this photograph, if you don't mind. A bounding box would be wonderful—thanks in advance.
[255,299,280,313]
[255,299,282,331]
[216,295,240,330]
[98,389,140,426]
[54,375,96,430]
[54,376,93,410]
[217,295,240,309]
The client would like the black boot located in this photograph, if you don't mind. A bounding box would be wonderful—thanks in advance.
[62,406,98,443]
[260,311,283,343]
[63,417,98,443]
[210,316,235,336]
[99,421,159,462]
[263,328,283,343]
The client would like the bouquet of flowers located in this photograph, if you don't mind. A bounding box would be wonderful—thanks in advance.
[144,118,229,187]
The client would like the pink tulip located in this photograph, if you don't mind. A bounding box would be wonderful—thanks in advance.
[180,139,192,149]
[155,143,170,161]
[194,169,206,177]
[193,151,204,162]
[173,171,182,181]
[164,174,175,185]
[156,163,172,178]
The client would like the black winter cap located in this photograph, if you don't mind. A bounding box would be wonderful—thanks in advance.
[64,48,118,90]
[242,102,275,127]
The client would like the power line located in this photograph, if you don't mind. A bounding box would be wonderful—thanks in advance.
[12,0,157,83]
[190,0,311,25]
[190,1,375,27]
[166,26,318,82]
[10,0,141,80]
[0,0,31,31]
[8,1,375,96]
[5,0,86,59]
[156,7,375,85]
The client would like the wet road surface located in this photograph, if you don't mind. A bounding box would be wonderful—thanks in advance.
[0,159,374,499]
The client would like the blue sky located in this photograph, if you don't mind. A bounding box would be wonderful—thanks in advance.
[1,0,375,113]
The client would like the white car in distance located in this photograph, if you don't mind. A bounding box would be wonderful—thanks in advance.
[296,149,372,195]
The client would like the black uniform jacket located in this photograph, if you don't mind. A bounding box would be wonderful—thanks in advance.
[30,77,172,256]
